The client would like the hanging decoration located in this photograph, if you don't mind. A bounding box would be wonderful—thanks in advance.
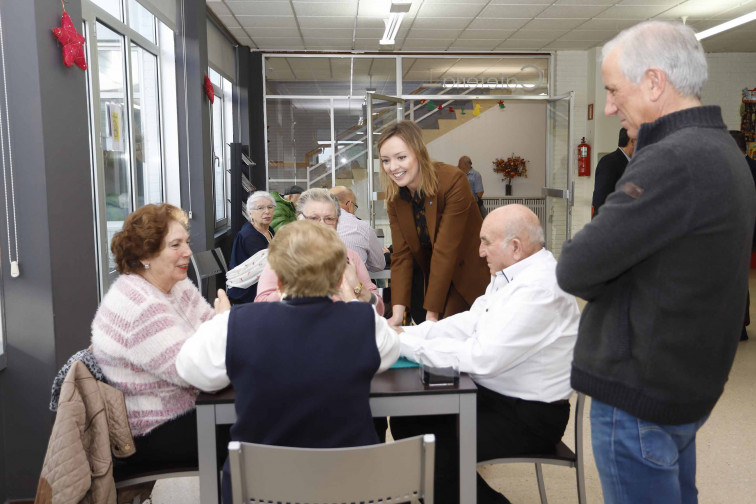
[204,75,215,103]
[52,3,87,71]
[460,107,466,115]
[437,104,443,110]
[420,99,426,104]
[498,100,506,109]
[426,100,436,111]
[448,106,454,113]
[472,104,482,116]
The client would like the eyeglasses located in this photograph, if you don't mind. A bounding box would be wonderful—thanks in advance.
[301,213,338,225]
[348,200,359,210]
[253,205,275,212]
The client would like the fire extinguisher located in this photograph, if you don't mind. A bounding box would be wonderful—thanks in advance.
[578,137,591,177]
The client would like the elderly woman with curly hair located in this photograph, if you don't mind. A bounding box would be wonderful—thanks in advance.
[91,203,228,471]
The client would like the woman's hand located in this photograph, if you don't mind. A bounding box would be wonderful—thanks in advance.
[214,289,231,314]
[425,311,439,322]
[338,262,359,302]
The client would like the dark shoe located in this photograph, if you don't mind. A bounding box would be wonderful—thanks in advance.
[742,328,749,341]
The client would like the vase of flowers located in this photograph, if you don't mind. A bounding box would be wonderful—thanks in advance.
[492,154,528,195]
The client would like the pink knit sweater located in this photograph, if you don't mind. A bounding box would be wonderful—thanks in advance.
[91,274,213,436]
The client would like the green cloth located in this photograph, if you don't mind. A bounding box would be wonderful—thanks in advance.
[270,191,297,231]
[391,357,420,369]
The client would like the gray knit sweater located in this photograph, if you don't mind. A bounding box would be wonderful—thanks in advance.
[557,106,756,425]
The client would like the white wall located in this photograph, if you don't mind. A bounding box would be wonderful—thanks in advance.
[702,53,756,130]
[425,101,547,198]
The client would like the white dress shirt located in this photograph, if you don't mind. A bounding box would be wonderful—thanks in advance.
[399,248,579,403]
[176,303,400,392]
[336,209,386,272]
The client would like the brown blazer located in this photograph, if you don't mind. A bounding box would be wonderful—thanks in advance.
[388,162,490,316]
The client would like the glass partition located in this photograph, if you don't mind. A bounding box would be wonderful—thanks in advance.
[545,93,573,257]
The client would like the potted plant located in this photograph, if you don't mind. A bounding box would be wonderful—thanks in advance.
[493,154,528,195]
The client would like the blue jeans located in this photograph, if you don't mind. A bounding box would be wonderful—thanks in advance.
[590,399,708,504]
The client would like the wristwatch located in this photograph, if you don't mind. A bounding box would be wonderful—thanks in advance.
[353,281,363,297]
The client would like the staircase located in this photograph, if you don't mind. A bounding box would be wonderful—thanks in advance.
[419,99,498,145]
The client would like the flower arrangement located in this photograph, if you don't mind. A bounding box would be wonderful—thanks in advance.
[492,154,528,185]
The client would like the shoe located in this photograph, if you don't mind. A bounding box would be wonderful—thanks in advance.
[742,328,749,341]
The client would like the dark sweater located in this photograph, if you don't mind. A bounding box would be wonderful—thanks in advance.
[557,106,756,425]
[227,221,272,303]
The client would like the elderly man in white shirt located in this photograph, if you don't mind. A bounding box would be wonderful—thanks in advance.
[390,204,580,504]
[330,186,386,272]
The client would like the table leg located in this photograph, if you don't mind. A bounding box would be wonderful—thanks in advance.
[197,404,220,504]
[459,392,477,503]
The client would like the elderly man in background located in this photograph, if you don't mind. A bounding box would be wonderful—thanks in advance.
[557,21,756,504]
[392,204,580,504]
[330,186,386,272]
[458,155,486,217]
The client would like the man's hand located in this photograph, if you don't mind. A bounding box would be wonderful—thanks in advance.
[214,289,231,314]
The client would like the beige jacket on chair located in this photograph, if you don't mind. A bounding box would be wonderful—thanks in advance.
[35,360,136,504]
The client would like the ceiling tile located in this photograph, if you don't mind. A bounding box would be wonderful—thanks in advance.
[467,18,531,30]
[423,0,489,3]
[356,18,386,30]
[557,29,619,41]
[207,2,232,17]
[246,27,303,38]
[595,5,673,19]
[578,18,639,30]
[481,5,550,18]
[219,15,241,29]
[293,2,358,17]
[408,29,464,40]
[254,38,306,49]
[458,29,517,40]
[554,0,617,5]
[235,16,298,28]
[226,1,294,16]
[297,16,356,29]
[353,39,381,50]
[545,40,601,50]
[525,18,587,31]
[494,39,549,50]
[411,17,474,29]
[305,40,355,50]
[447,39,499,50]
[616,0,681,5]
[300,28,355,38]
[709,2,756,20]
[538,5,609,18]
[400,38,453,50]
[418,3,484,18]
[509,30,565,41]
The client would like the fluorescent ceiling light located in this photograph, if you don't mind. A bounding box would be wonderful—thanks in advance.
[696,10,756,40]
[380,1,411,46]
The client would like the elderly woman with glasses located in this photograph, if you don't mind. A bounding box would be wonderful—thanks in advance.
[254,188,384,315]
[228,191,276,303]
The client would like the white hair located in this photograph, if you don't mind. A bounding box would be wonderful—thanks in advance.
[246,191,274,215]
[296,188,341,221]
[602,20,707,99]
[503,219,545,249]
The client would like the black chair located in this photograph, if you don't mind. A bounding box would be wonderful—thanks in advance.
[477,393,586,504]
[189,247,228,302]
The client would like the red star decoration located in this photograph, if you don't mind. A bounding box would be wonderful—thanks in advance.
[449,106,454,113]
[204,75,215,103]
[438,104,443,110]
[52,12,87,71]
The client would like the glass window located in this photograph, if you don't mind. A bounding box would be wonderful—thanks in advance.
[130,42,162,207]
[91,0,122,19]
[210,72,234,229]
[85,0,177,294]
[128,0,156,43]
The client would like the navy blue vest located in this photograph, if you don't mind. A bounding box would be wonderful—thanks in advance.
[221,297,380,502]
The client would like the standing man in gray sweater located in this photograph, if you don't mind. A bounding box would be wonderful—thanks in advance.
[557,21,756,504]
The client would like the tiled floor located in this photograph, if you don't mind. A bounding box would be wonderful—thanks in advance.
[152,272,756,503]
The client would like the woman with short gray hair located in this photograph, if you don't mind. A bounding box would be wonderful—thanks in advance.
[228,191,276,303]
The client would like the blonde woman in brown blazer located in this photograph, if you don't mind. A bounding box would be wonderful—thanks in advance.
[379,120,490,326]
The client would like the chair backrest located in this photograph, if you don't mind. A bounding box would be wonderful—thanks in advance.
[189,248,227,301]
[228,434,435,504]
